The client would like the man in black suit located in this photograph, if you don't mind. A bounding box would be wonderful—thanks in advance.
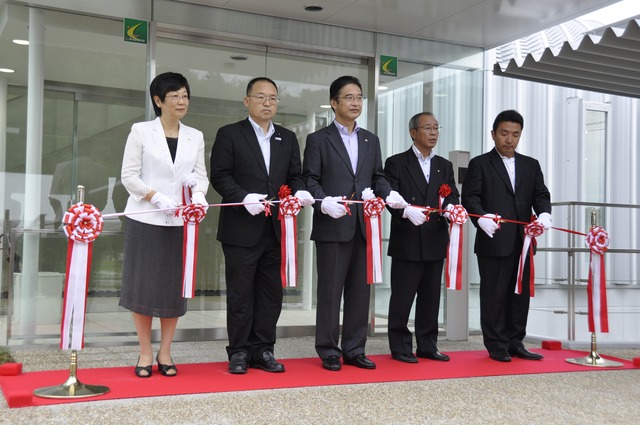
[461,109,552,362]
[303,75,407,371]
[210,77,314,374]
[384,112,459,364]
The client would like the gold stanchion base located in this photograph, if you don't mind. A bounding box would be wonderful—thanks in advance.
[566,351,624,368]
[34,375,110,399]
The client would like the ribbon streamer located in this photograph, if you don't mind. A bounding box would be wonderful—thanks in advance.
[278,192,301,287]
[586,226,609,333]
[181,185,206,298]
[363,197,385,284]
[445,205,467,291]
[60,203,103,350]
[516,221,545,297]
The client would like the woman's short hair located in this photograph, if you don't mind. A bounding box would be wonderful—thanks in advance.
[150,72,190,117]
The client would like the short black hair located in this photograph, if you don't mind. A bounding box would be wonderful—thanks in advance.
[150,72,190,117]
[246,77,278,95]
[329,75,362,100]
[492,109,524,132]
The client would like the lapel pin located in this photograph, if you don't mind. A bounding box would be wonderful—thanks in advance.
[275,137,282,141]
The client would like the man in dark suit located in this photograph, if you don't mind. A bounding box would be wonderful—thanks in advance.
[384,112,459,364]
[303,75,407,371]
[210,77,314,374]
[461,109,552,362]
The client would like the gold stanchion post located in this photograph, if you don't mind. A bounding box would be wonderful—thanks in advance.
[34,185,110,398]
[566,211,622,368]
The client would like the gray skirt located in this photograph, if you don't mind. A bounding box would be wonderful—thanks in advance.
[119,217,187,318]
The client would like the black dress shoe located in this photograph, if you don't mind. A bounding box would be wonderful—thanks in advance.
[417,351,450,362]
[322,355,342,371]
[250,351,285,373]
[391,353,418,363]
[489,349,512,362]
[229,352,248,374]
[509,346,544,360]
[344,354,376,369]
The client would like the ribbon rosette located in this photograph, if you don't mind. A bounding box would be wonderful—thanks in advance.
[515,220,545,297]
[445,205,467,291]
[61,203,104,350]
[438,184,452,214]
[181,202,206,298]
[278,185,301,288]
[363,191,385,284]
[585,226,610,333]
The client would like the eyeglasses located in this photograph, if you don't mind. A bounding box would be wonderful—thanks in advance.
[248,94,280,103]
[335,94,365,103]
[166,94,189,103]
[416,126,441,133]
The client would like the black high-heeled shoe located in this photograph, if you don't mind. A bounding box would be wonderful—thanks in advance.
[135,356,153,378]
[156,355,178,377]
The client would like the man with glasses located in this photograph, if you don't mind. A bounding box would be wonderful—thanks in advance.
[384,112,459,364]
[303,75,408,371]
[210,77,314,374]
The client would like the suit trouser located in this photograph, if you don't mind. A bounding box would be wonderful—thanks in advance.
[477,250,531,353]
[222,221,282,361]
[314,229,370,360]
[388,258,444,355]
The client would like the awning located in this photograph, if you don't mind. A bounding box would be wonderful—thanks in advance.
[493,19,640,99]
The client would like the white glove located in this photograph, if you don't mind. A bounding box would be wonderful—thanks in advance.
[478,213,501,238]
[535,212,552,230]
[385,190,408,209]
[443,203,454,220]
[150,192,179,213]
[402,206,427,226]
[191,191,208,212]
[321,196,347,219]
[243,193,267,216]
[294,190,315,207]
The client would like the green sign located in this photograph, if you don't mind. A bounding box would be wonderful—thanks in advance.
[124,18,148,44]
[380,55,397,77]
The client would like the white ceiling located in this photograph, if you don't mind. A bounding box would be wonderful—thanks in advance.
[175,0,623,49]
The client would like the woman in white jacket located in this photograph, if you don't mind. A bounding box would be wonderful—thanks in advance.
[120,72,208,378]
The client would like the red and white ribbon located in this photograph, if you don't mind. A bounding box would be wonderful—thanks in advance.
[278,195,301,287]
[445,205,467,291]
[363,196,385,284]
[181,202,206,298]
[516,221,545,296]
[585,226,609,333]
[180,182,207,298]
[60,203,103,350]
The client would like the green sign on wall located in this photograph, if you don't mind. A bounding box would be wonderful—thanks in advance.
[380,55,397,77]
[124,18,148,44]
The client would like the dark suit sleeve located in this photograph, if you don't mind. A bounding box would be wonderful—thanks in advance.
[285,131,305,194]
[442,160,460,208]
[302,132,327,208]
[461,155,484,227]
[210,125,249,203]
[383,155,404,220]
[371,135,392,199]
[531,159,551,216]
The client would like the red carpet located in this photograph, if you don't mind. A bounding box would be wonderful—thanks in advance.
[1,348,637,408]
